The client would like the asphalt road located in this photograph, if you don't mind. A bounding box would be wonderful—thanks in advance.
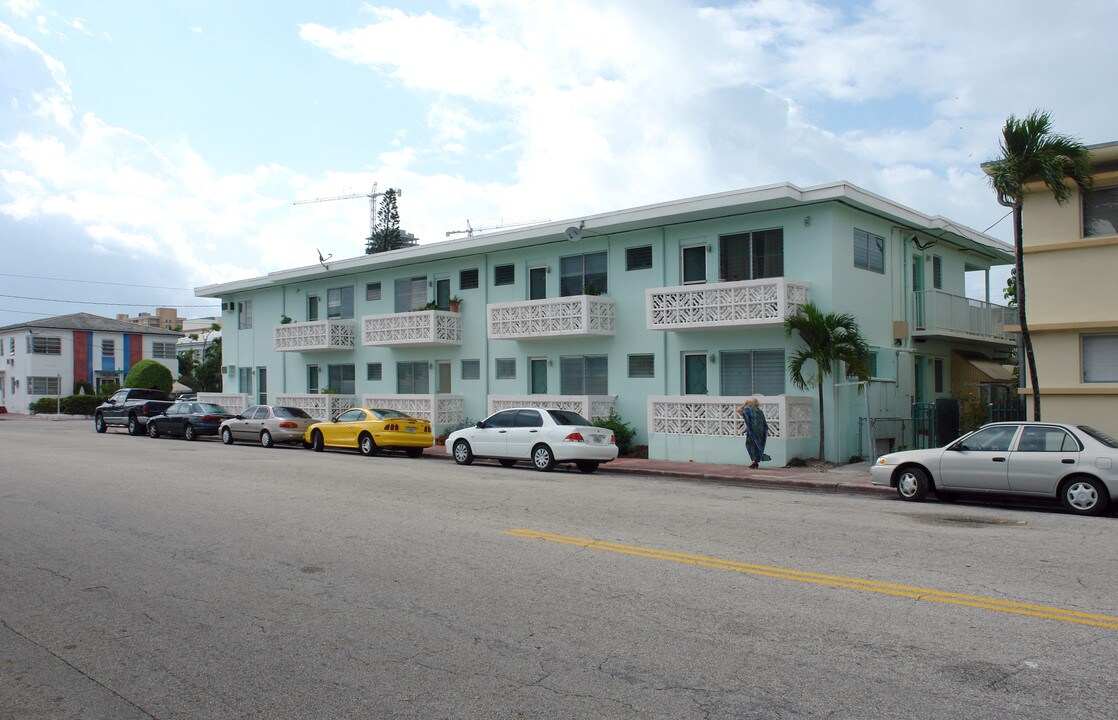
[2,419,1116,719]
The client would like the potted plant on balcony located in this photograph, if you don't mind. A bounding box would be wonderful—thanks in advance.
[448,296,463,312]
[280,314,293,324]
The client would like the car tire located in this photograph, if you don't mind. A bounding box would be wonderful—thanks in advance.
[532,444,556,472]
[358,433,378,457]
[895,466,930,502]
[127,415,141,436]
[405,447,423,458]
[260,430,274,448]
[452,439,474,465]
[147,422,160,439]
[94,415,106,433]
[576,461,599,474]
[1060,476,1109,516]
[301,440,313,450]
[312,431,325,452]
[221,427,234,445]
[184,424,197,442]
[498,459,517,468]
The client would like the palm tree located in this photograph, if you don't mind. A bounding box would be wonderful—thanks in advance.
[784,302,871,460]
[986,111,1091,420]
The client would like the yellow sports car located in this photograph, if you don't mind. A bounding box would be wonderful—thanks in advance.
[305,407,434,457]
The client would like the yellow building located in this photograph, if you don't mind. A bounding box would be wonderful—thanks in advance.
[1007,141,1118,433]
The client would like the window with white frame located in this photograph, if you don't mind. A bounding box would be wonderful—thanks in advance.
[397,361,429,394]
[720,228,784,281]
[238,300,253,329]
[559,355,607,394]
[239,367,254,396]
[395,277,427,312]
[1083,186,1118,238]
[682,245,706,284]
[27,376,60,395]
[627,354,655,378]
[720,349,785,396]
[853,229,885,274]
[101,339,115,356]
[625,246,653,271]
[495,357,516,379]
[1082,334,1118,382]
[152,342,176,359]
[683,352,707,395]
[494,264,515,286]
[327,286,354,319]
[560,251,607,296]
[366,362,382,381]
[460,268,479,290]
[29,336,61,354]
[461,359,481,380]
[307,365,320,394]
[327,364,355,394]
[932,255,943,290]
[365,282,381,301]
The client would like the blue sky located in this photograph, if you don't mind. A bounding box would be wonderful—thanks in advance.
[1,0,1115,327]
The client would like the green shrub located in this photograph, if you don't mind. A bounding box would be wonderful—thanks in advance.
[786,457,807,468]
[62,394,106,416]
[436,418,476,445]
[29,398,60,414]
[123,359,173,395]
[593,410,637,456]
[73,380,94,395]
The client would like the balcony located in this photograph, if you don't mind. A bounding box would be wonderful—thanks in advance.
[646,278,810,331]
[647,395,812,439]
[361,393,464,425]
[487,295,616,340]
[488,395,617,422]
[274,319,356,352]
[273,393,357,421]
[362,311,462,347]
[912,290,1017,345]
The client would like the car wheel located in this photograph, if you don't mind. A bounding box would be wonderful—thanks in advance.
[405,447,423,458]
[532,444,556,472]
[94,415,106,433]
[896,466,930,502]
[147,422,160,438]
[184,424,197,441]
[221,427,234,445]
[452,439,474,465]
[1060,476,1109,516]
[498,459,517,468]
[312,431,325,452]
[576,461,599,474]
[359,433,378,457]
[260,430,274,448]
[301,440,313,450]
[127,415,141,436]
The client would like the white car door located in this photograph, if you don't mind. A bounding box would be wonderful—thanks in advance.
[471,410,517,457]
[504,409,544,459]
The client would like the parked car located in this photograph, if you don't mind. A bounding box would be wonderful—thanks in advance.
[446,407,618,473]
[147,402,236,441]
[94,388,176,436]
[220,405,317,448]
[870,422,1118,515]
[305,408,433,457]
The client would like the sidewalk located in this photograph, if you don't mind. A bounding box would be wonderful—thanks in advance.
[4,413,886,496]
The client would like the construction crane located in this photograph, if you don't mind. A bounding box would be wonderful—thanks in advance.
[445,218,549,237]
[293,182,402,245]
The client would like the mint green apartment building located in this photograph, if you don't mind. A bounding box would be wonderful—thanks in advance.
[195,182,1015,465]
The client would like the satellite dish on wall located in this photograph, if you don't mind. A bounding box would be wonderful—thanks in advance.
[565,226,582,242]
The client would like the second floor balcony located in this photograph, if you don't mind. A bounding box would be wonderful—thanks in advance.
[362,311,462,347]
[912,290,1017,345]
[646,278,810,331]
[487,295,616,340]
[274,319,356,352]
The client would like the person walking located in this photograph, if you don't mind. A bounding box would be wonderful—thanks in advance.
[738,398,769,469]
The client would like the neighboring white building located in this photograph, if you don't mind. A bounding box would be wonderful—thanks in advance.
[0,313,181,413]
[196,182,1016,464]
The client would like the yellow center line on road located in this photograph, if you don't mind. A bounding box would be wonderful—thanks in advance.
[503,529,1118,630]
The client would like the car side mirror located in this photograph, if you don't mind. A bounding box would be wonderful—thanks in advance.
[476,421,485,429]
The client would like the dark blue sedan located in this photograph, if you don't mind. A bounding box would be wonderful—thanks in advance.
[147,402,235,441]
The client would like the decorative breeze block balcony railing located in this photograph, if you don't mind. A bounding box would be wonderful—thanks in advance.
[487,295,616,340]
[273,393,357,421]
[912,290,1017,344]
[647,395,812,439]
[362,311,462,347]
[488,395,617,422]
[198,393,249,416]
[646,278,810,331]
[361,394,465,425]
[274,319,356,352]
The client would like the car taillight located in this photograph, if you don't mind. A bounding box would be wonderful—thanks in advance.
[563,432,585,442]
[610,434,615,443]
[200,415,220,422]
[278,421,298,428]
[386,423,396,431]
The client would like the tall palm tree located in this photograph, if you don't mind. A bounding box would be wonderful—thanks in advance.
[784,301,871,460]
[986,111,1091,420]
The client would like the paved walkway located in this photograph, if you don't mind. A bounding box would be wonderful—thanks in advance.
[3,412,887,496]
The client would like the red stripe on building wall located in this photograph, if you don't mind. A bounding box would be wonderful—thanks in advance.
[129,334,143,368]
[73,331,89,384]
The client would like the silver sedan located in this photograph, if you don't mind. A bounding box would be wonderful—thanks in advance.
[220,405,317,448]
[871,422,1118,515]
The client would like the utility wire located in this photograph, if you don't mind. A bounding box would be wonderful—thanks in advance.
[983,210,1012,233]
[0,293,218,308]
[0,272,196,291]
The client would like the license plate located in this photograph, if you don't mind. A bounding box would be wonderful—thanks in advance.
[405,427,416,433]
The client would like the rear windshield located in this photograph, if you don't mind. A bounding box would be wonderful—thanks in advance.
[196,403,228,414]
[547,410,591,426]
[273,406,312,419]
[130,389,166,400]
[370,409,413,420]
[1079,426,1118,448]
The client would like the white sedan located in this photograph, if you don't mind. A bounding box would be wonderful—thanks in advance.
[446,407,618,473]
[871,421,1118,516]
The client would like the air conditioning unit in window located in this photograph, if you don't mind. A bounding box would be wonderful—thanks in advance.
[221,365,236,375]
[222,302,234,311]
